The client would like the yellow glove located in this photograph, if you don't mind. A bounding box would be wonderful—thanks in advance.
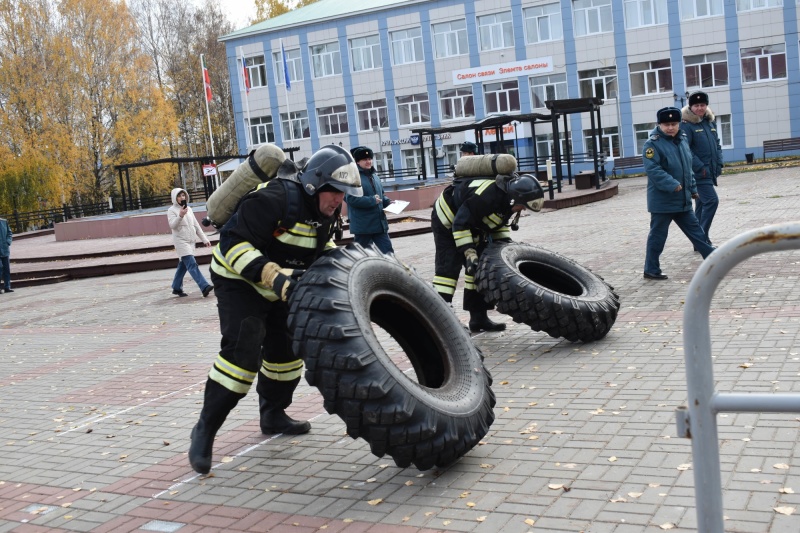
[463,248,479,276]
[260,262,302,301]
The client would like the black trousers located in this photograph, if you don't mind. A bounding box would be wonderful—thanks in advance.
[431,215,492,313]
[207,272,302,411]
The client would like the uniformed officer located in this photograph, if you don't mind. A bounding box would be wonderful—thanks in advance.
[643,107,715,280]
[189,145,362,475]
[432,172,544,332]
[680,91,723,247]
[460,141,478,157]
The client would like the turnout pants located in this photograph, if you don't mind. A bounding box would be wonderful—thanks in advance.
[431,214,492,313]
[201,272,304,423]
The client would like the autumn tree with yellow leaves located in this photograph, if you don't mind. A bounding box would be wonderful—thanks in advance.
[0,0,179,212]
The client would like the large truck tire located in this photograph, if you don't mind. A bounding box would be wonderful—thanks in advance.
[287,244,495,470]
[476,242,620,342]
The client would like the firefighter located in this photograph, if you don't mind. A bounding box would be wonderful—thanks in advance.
[189,145,362,475]
[432,173,544,332]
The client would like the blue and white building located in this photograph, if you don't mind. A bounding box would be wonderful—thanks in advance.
[220,0,800,176]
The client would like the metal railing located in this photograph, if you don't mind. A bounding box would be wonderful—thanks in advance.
[677,221,800,532]
[1,192,182,234]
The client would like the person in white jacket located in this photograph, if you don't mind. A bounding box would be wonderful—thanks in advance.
[168,188,213,297]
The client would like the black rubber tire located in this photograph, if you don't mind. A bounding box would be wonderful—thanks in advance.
[476,242,620,342]
[287,244,495,470]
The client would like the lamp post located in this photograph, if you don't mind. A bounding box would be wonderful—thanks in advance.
[607,75,623,158]
[373,124,384,173]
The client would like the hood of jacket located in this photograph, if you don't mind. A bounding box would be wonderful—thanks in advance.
[682,105,716,124]
[171,188,189,206]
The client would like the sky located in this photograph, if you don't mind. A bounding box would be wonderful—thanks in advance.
[216,0,258,29]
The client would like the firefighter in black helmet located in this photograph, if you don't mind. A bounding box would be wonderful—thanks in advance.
[189,145,362,475]
[432,173,544,332]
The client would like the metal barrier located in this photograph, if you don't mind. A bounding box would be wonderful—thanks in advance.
[677,222,800,532]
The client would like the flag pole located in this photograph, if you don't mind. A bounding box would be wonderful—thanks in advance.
[281,39,293,148]
[239,47,252,150]
[200,54,219,187]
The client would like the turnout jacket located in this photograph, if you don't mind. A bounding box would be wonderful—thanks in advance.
[434,178,513,253]
[680,106,723,185]
[642,127,697,214]
[210,179,336,300]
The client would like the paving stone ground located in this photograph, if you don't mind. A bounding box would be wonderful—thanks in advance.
[2,169,800,532]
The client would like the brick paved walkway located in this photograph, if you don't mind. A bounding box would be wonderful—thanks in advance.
[1,170,799,532]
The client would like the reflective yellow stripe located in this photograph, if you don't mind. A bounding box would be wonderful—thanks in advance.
[469,179,493,195]
[464,274,476,290]
[453,229,473,249]
[208,354,256,394]
[214,242,264,276]
[433,276,457,295]
[483,212,504,228]
[210,258,279,301]
[261,359,304,381]
[491,227,511,240]
[276,223,317,249]
[435,195,454,228]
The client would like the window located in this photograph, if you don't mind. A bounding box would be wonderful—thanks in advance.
[280,110,310,141]
[478,12,514,51]
[350,35,382,72]
[432,20,468,58]
[317,105,349,136]
[248,116,274,145]
[373,150,394,177]
[273,49,303,85]
[685,52,728,88]
[484,81,520,114]
[244,55,267,88]
[634,122,656,155]
[741,44,786,82]
[624,0,668,28]
[535,133,572,161]
[390,28,423,65]
[680,0,724,19]
[356,99,389,131]
[310,42,341,78]
[574,0,613,36]
[736,0,782,12]
[579,67,617,99]
[531,73,568,108]
[630,59,672,96]
[397,93,430,126]
[583,127,620,158]
[438,144,460,169]
[717,114,732,148]
[402,148,423,175]
[524,3,562,43]
[439,88,474,120]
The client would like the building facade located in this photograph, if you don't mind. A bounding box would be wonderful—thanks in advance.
[220,0,800,177]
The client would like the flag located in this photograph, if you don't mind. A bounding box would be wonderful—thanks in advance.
[241,53,251,94]
[281,41,291,91]
[201,55,212,103]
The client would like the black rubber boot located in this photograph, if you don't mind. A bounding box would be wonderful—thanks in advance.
[189,417,222,475]
[259,397,311,435]
[188,380,241,474]
[468,310,506,333]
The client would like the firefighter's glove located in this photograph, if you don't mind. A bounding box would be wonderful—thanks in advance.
[260,262,299,302]
[464,248,479,277]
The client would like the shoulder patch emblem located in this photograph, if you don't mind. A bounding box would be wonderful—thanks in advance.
[645,147,655,159]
